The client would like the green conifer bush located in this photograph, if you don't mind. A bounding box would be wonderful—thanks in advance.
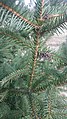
[0,0,67,118]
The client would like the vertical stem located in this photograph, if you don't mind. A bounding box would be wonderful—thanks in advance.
[29,93,39,119]
[29,33,39,89]
[40,0,44,19]
[48,90,51,117]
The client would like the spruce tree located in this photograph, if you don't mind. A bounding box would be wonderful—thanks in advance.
[0,0,67,119]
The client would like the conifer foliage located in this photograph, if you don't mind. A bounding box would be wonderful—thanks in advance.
[0,0,67,119]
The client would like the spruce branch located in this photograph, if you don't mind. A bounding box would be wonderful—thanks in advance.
[0,2,40,29]
[0,31,32,49]
[1,69,27,87]
[0,1,67,118]
[0,87,29,95]
[38,14,63,21]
